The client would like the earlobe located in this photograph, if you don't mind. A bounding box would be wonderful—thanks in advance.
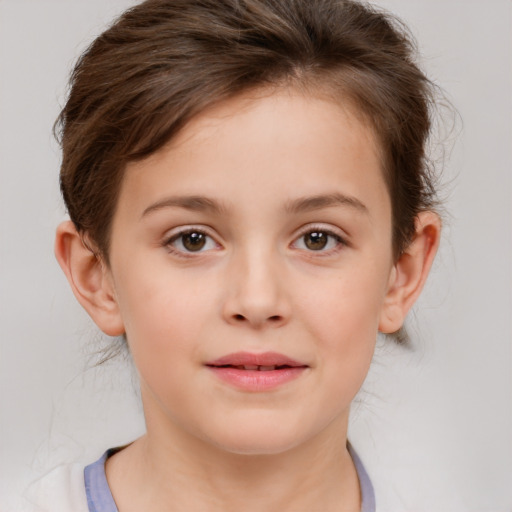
[54,221,125,336]
[379,211,441,334]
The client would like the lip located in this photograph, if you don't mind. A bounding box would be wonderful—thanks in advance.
[205,351,309,392]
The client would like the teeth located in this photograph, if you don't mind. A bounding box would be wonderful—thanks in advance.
[234,365,278,371]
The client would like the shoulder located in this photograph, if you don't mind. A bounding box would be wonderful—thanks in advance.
[24,462,89,512]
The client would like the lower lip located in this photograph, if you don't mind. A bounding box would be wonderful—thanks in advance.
[207,366,307,391]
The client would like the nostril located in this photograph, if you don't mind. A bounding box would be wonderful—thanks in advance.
[231,313,282,323]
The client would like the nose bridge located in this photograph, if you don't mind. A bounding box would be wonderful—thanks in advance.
[223,239,290,328]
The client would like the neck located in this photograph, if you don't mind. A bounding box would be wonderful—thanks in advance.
[105,395,361,512]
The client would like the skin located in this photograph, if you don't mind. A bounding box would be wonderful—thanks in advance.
[56,88,440,511]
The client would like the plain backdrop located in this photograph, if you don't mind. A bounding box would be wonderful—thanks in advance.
[0,0,511,510]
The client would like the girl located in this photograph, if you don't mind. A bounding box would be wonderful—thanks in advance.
[34,0,441,510]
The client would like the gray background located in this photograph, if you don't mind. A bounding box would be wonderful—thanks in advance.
[0,0,511,510]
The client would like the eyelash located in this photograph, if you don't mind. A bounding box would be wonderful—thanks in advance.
[291,225,348,255]
[163,225,348,258]
[163,227,219,258]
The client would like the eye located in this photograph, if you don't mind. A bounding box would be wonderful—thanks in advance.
[166,229,218,254]
[292,228,345,252]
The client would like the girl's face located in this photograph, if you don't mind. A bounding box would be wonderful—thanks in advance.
[107,89,395,455]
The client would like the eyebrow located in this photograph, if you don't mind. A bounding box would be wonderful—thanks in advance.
[141,195,227,218]
[284,193,368,215]
[141,192,368,219]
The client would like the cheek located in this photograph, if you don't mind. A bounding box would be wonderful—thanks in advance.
[114,266,217,370]
[302,268,386,338]
[296,266,388,382]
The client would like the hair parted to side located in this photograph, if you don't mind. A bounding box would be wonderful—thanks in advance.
[56,0,438,268]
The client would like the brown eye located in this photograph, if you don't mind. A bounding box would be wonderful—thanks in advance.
[168,230,218,254]
[303,231,328,250]
[292,228,345,253]
[181,232,206,251]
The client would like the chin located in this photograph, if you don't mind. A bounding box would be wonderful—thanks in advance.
[211,435,304,457]
[200,414,313,456]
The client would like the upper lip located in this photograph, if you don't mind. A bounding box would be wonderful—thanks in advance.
[206,351,308,368]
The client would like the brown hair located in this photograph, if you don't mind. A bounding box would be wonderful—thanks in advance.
[56,0,438,262]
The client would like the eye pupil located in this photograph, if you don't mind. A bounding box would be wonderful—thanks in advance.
[183,232,206,251]
[304,232,328,250]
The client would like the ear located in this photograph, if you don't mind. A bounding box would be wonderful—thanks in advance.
[54,220,125,336]
[379,211,441,333]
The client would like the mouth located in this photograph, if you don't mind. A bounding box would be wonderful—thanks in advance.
[206,351,307,368]
[209,364,299,371]
[205,352,309,391]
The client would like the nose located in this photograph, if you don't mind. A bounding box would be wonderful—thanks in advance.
[221,247,291,329]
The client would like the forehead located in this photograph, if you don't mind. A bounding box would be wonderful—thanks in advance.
[117,88,390,224]
[169,86,380,156]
